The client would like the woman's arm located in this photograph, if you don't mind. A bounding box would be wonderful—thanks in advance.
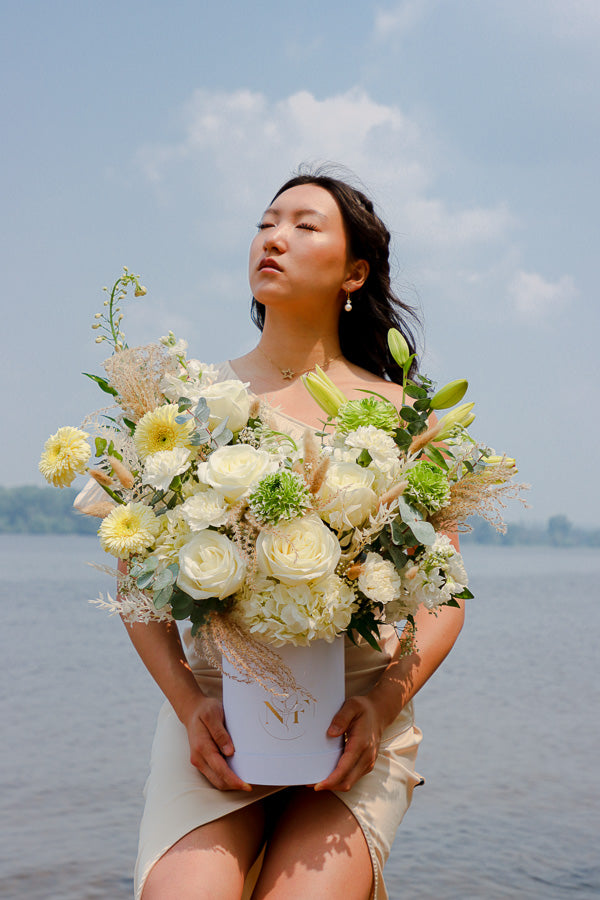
[316,533,465,793]
[119,564,251,792]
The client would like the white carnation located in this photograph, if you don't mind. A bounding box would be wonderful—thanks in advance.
[142,448,192,491]
[180,489,230,530]
[345,426,399,464]
[357,552,402,605]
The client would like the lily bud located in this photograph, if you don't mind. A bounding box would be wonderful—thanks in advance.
[430,379,468,410]
[486,455,517,469]
[302,366,347,418]
[436,402,475,440]
[387,328,410,367]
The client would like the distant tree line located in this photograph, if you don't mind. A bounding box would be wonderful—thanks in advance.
[0,487,597,546]
[0,486,98,534]
[461,514,600,547]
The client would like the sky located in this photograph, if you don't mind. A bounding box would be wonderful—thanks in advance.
[2,0,598,526]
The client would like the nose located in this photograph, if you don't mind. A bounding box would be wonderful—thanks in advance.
[263,223,286,252]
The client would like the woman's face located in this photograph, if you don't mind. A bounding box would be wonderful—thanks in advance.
[249,184,353,314]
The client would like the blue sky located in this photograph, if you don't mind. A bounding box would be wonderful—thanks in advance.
[2,0,598,525]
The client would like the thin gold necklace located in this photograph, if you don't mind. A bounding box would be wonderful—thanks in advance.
[257,345,343,380]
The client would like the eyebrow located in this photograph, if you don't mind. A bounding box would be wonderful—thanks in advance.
[262,206,329,221]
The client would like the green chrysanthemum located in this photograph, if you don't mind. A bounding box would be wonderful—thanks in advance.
[249,470,311,526]
[405,460,451,513]
[336,397,399,435]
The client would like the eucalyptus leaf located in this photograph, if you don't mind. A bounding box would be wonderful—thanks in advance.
[194,398,210,422]
[177,397,193,410]
[136,555,160,575]
[393,428,412,451]
[408,518,436,545]
[154,584,174,608]
[175,415,190,425]
[153,568,175,590]
[213,427,233,447]
[136,571,156,590]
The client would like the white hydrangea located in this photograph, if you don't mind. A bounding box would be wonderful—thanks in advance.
[357,551,402,605]
[153,508,193,565]
[235,573,356,646]
[142,448,192,492]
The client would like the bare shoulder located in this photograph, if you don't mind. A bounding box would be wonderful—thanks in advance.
[339,361,407,410]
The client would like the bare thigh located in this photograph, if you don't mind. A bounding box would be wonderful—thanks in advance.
[252,788,373,900]
[142,801,266,900]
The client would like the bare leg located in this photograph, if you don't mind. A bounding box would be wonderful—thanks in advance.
[142,801,267,900]
[252,788,373,900]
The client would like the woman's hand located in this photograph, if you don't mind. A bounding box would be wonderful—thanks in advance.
[314,695,385,793]
[183,694,253,793]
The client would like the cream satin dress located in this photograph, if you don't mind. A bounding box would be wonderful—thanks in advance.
[108,362,424,900]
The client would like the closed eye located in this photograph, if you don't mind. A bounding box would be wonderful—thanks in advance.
[297,222,319,231]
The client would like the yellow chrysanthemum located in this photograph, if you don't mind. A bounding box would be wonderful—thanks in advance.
[133,404,194,461]
[98,502,160,558]
[39,426,91,487]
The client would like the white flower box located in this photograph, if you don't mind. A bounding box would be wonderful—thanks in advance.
[222,637,345,785]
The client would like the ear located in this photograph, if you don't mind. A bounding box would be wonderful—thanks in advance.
[343,259,370,293]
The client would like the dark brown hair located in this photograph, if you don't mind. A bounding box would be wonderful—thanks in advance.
[251,169,421,383]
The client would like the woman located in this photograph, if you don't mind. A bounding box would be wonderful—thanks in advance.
[130,172,465,900]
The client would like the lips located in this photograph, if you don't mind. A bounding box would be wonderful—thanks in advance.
[258,257,283,272]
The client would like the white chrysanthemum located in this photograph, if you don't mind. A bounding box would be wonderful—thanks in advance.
[39,426,91,487]
[180,489,230,531]
[143,448,192,491]
[98,502,160,558]
[357,552,402,605]
[235,573,356,646]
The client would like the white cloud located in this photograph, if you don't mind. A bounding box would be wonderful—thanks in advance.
[373,0,433,40]
[136,86,513,259]
[508,270,577,319]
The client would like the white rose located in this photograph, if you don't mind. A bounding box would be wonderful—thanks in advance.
[142,448,192,491]
[177,531,246,600]
[197,444,278,502]
[319,461,378,529]
[160,371,204,404]
[180,489,230,530]
[256,515,340,585]
[357,552,402,605]
[197,379,251,433]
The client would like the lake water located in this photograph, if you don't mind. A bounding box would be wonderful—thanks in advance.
[1,536,598,899]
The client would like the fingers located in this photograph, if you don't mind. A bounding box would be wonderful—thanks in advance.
[187,699,252,792]
[316,697,379,793]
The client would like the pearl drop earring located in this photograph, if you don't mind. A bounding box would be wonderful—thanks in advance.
[344,291,353,312]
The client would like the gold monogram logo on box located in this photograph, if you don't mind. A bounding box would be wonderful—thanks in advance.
[259,693,315,741]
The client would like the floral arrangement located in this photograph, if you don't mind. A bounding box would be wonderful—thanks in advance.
[39,270,523,678]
